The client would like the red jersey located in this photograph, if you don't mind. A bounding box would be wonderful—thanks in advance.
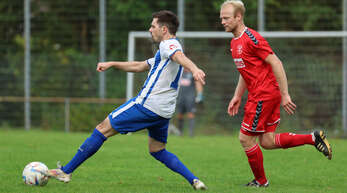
[230,27,280,101]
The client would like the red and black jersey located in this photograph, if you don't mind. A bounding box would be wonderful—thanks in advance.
[230,27,280,101]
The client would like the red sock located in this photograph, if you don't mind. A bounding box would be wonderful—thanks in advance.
[245,144,267,185]
[275,133,314,148]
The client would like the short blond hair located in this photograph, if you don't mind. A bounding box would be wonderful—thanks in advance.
[221,0,245,17]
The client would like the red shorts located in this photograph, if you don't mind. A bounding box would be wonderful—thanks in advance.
[240,98,281,136]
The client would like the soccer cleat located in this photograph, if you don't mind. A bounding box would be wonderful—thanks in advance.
[192,179,208,190]
[47,162,71,183]
[244,179,269,188]
[313,130,332,160]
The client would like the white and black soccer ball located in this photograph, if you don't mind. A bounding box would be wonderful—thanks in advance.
[22,162,49,186]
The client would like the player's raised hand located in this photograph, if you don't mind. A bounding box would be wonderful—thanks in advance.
[282,94,296,115]
[192,69,206,85]
[96,62,112,72]
[228,97,241,116]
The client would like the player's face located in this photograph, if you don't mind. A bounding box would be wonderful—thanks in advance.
[149,18,164,43]
[220,5,239,33]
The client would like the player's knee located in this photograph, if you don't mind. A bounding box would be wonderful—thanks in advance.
[259,139,276,149]
[239,132,258,149]
[95,118,116,138]
[96,122,106,131]
[177,113,184,119]
[239,134,251,148]
[259,141,271,149]
[259,134,276,149]
[187,113,195,119]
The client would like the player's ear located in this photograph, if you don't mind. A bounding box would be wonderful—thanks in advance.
[162,25,169,34]
[235,12,242,21]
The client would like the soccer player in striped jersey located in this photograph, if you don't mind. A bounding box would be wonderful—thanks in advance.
[47,10,207,190]
[220,0,332,187]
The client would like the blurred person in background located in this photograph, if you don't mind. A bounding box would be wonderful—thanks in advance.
[220,0,332,187]
[47,10,207,190]
[176,68,204,137]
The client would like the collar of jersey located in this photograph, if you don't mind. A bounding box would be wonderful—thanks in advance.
[233,27,247,40]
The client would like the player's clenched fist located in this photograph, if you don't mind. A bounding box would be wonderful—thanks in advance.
[96,62,111,72]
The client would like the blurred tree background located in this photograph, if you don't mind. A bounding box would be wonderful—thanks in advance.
[0,0,344,134]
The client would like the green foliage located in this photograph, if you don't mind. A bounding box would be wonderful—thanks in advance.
[266,0,341,31]
[286,55,342,130]
[70,103,119,132]
[267,37,342,131]
[30,50,98,97]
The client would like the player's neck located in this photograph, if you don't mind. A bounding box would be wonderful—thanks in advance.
[233,24,246,38]
[162,34,176,41]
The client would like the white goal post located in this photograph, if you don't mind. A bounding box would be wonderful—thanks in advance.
[127,30,347,132]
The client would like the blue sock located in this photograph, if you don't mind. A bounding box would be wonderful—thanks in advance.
[62,129,107,174]
[150,149,198,184]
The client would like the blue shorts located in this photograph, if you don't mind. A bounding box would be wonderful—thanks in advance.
[108,99,170,143]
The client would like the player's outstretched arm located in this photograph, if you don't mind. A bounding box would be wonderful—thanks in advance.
[265,54,296,115]
[171,51,205,85]
[97,61,149,73]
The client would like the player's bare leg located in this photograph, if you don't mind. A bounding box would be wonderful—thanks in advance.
[239,132,269,187]
[48,117,117,183]
[95,117,118,138]
[149,137,207,190]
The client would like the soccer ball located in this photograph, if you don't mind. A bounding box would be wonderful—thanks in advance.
[22,162,49,186]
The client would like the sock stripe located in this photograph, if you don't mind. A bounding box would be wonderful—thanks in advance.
[275,134,282,147]
[245,143,267,184]
[245,144,259,154]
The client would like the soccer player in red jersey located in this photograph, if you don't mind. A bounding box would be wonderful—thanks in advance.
[220,0,332,187]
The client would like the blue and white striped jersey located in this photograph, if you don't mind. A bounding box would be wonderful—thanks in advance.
[135,38,183,118]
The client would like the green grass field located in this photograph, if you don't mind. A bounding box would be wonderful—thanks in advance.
[0,129,346,193]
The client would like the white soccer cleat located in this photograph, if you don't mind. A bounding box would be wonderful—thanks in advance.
[47,162,71,183]
[192,179,208,190]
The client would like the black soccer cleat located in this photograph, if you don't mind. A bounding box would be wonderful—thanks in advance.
[313,130,332,160]
[244,179,269,188]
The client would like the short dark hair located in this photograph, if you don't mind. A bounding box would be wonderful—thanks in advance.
[152,10,179,35]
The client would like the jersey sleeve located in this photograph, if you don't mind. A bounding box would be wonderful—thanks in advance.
[159,39,183,59]
[146,57,155,68]
[250,37,273,61]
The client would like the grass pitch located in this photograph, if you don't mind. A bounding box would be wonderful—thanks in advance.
[0,129,346,193]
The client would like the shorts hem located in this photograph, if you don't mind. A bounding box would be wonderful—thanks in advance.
[240,127,265,136]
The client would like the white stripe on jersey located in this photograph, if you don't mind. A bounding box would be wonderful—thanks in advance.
[112,101,135,119]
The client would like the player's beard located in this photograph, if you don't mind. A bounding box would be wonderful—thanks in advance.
[151,33,162,43]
